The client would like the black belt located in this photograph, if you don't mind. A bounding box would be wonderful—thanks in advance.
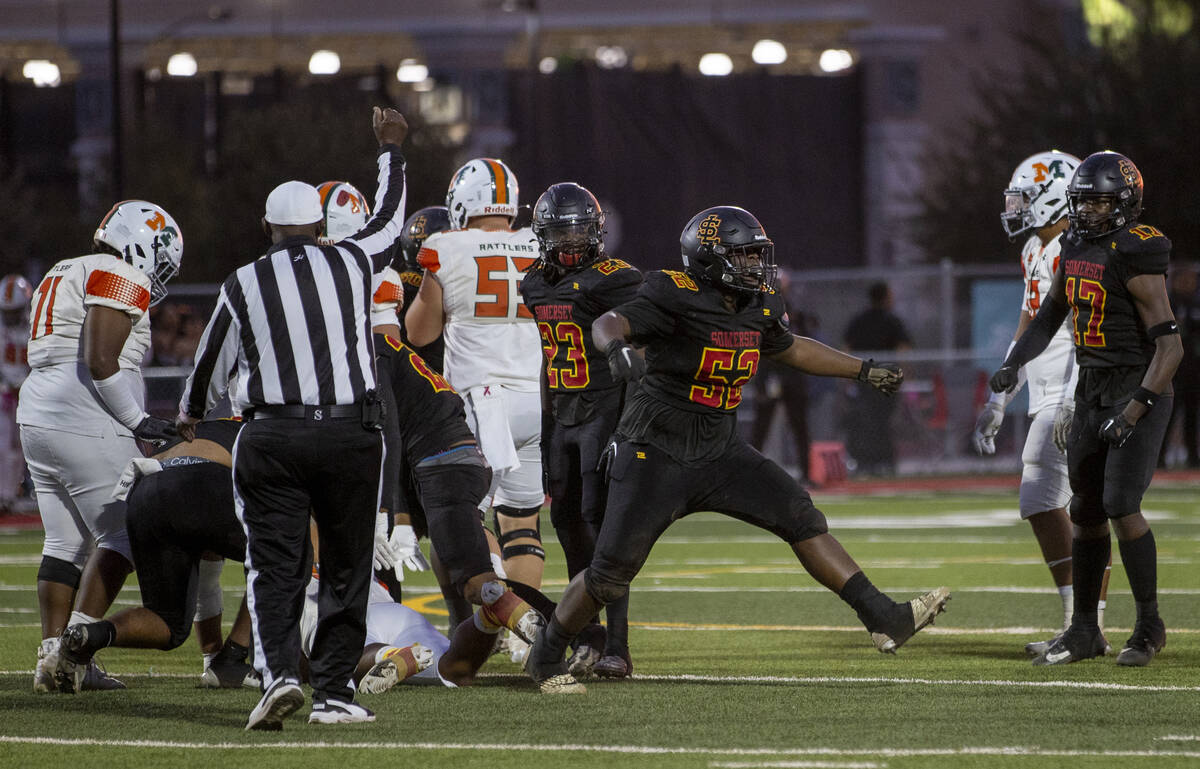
[246,403,361,421]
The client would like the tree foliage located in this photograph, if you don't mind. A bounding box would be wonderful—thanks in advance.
[916,0,1200,263]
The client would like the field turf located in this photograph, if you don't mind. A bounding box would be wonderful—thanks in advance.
[1,483,1198,768]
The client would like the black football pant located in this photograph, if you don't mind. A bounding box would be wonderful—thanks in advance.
[234,417,382,703]
[126,462,245,649]
[584,437,828,605]
[1067,397,1172,525]
[412,454,494,591]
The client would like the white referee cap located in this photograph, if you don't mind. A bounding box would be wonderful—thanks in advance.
[264,181,323,226]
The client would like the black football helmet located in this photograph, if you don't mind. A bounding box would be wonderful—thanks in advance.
[680,206,775,294]
[398,206,451,272]
[531,183,605,275]
[1067,151,1144,239]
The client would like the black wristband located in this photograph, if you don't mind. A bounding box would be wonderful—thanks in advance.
[1147,320,1179,340]
[856,358,873,383]
[1132,386,1159,409]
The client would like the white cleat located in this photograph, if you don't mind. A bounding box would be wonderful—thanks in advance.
[871,587,951,653]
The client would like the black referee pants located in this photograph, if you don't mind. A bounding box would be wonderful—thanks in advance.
[233,417,383,703]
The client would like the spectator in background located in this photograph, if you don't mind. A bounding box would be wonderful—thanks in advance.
[1164,264,1200,467]
[148,304,182,367]
[0,274,31,510]
[843,282,912,475]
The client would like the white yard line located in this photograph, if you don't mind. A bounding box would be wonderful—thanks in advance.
[0,736,1197,759]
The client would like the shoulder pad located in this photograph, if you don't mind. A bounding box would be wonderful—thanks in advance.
[1112,224,1171,274]
[591,258,635,275]
[652,270,700,292]
[1113,224,1171,255]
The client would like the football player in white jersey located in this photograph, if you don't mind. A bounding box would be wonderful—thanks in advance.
[18,200,183,692]
[972,151,1110,654]
[0,274,32,510]
[406,158,547,592]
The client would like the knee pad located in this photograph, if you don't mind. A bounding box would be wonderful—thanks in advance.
[496,506,545,561]
[583,566,629,606]
[37,555,82,589]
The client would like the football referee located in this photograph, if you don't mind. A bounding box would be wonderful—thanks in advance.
[177,107,409,730]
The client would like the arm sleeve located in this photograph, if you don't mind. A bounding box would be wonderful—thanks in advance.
[180,279,240,419]
[345,146,408,273]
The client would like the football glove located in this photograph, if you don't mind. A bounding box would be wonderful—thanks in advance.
[1099,413,1135,448]
[1052,401,1075,453]
[605,340,645,383]
[971,401,1004,455]
[373,513,400,573]
[989,365,1019,394]
[133,415,178,445]
[856,359,903,395]
[387,524,430,578]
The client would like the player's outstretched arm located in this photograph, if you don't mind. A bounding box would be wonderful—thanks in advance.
[769,336,903,395]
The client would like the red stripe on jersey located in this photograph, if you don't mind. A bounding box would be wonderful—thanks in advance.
[417,247,440,273]
[383,334,404,352]
[373,278,404,305]
[86,270,151,312]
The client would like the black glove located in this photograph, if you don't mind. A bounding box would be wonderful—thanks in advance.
[606,340,645,382]
[1099,413,1135,448]
[856,359,903,395]
[134,415,178,444]
[990,365,1018,394]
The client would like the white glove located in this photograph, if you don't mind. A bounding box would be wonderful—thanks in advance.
[373,513,400,572]
[387,524,430,579]
[971,401,1005,455]
[1053,400,1075,453]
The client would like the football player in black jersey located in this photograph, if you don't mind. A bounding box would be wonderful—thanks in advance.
[370,299,581,690]
[991,151,1182,667]
[520,183,643,678]
[397,206,452,374]
[524,206,951,693]
[54,419,257,692]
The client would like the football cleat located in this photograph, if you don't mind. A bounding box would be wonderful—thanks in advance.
[1026,630,1111,658]
[593,652,633,680]
[1031,625,1109,666]
[525,628,586,695]
[201,658,261,690]
[246,678,304,731]
[566,644,602,678]
[34,639,58,693]
[53,624,95,694]
[1115,616,1166,667]
[80,659,126,691]
[359,643,433,694]
[871,587,951,653]
[308,698,375,724]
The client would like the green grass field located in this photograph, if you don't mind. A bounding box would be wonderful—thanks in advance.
[1,485,1198,768]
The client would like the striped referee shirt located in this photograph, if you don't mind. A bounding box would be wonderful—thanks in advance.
[180,145,407,417]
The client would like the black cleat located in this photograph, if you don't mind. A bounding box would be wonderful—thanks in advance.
[1032,624,1109,666]
[524,628,585,695]
[1116,616,1166,667]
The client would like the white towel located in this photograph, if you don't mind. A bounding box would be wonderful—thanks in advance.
[467,385,520,474]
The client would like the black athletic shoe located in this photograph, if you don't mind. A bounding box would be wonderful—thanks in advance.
[524,628,585,695]
[593,650,633,679]
[1116,616,1166,667]
[1032,624,1108,666]
[53,624,95,694]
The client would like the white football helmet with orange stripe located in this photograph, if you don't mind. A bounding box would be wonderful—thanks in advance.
[0,275,31,313]
[445,158,519,229]
[317,181,371,243]
[1001,150,1080,239]
[93,200,183,307]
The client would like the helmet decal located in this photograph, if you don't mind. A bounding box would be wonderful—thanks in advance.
[697,214,722,246]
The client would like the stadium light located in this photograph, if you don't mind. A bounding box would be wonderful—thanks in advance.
[595,46,627,69]
[698,53,733,76]
[751,39,787,65]
[166,52,198,77]
[818,49,854,73]
[538,56,558,74]
[396,59,428,83]
[308,50,341,75]
[22,59,61,87]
